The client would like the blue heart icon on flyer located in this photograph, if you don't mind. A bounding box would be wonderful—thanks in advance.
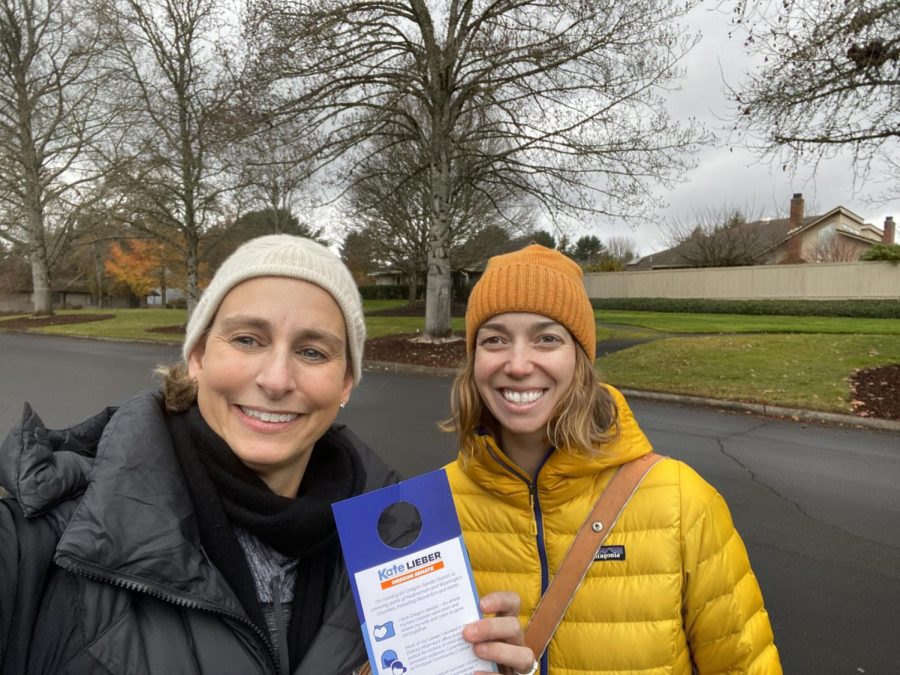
[373,621,396,641]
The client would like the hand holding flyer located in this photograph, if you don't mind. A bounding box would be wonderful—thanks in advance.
[332,469,496,675]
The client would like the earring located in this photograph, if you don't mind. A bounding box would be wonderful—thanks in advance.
[340,402,346,409]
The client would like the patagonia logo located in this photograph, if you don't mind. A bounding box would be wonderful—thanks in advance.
[594,545,625,562]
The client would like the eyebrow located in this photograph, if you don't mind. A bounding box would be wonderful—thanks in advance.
[478,319,564,334]
[219,316,345,348]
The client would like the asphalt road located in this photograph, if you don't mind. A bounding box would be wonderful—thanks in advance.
[1,332,899,673]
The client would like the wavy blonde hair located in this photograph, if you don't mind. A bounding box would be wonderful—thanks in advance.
[441,344,618,459]
[156,362,198,413]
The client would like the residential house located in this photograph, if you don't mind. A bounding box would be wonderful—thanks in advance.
[628,194,895,270]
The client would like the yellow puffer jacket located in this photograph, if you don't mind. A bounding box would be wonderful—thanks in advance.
[445,388,781,674]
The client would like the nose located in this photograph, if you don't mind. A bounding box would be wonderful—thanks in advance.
[504,342,534,378]
[255,347,296,397]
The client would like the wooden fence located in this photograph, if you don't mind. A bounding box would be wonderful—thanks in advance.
[584,261,900,300]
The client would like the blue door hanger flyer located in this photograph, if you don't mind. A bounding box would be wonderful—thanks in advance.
[332,469,496,675]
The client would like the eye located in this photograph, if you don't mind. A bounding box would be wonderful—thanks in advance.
[297,346,327,361]
[537,333,564,345]
[478,334,505,347]
[231,334,261,348]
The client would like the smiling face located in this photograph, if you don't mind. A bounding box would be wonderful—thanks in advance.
[188,276,353,497]
[473,312,577,473]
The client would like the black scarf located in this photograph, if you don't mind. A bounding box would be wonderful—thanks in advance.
[168,405,366,670]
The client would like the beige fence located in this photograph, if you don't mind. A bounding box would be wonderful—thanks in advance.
[584,261,900,300]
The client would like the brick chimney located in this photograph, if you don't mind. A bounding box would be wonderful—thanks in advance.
[788,193,804,231]
[883,216,896,245]
[785,193,805,261]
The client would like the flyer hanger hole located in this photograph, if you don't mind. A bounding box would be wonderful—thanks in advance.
[377,501,423,549]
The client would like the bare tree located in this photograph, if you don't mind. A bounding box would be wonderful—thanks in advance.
[247,0,705,337]
[663,204,772,267]
[806,234,863,262]
[228,114,321,235]
[347,135,531,304]
[606,236,637,266]
[584,234,637,270]
[100,0,247,316]
[0,0,112,314]
[729,0,899,184]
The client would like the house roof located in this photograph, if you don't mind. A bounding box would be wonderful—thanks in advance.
[628,205,880,270]
[628,215,818,270]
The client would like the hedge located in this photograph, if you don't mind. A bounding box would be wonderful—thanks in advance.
[358,284,474,302]
[590,297,900,318]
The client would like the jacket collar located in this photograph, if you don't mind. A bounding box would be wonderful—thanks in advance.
[458,386,653,509]
[6,391,248,615]
[0,402,115,517]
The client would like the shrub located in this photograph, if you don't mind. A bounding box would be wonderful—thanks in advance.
[590,297,900,318]
[358,284,475,302]
[357,285,422,300]
[861,244,900,261]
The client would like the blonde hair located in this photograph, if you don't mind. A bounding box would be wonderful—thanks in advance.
[441,345,618,459]
[156,362,198,413]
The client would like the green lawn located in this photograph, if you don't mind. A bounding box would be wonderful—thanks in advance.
[599,333,900,414]
[3,306,897,414]
[596,309,900,335]
[9,308,187,342]
[0,304,467,341]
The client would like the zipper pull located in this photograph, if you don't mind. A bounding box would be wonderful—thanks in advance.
[529,484,538,536]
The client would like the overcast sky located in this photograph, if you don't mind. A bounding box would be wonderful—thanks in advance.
[588,4,900,256]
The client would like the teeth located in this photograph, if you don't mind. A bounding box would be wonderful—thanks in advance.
[241,407,298,423]
[502,390,543,404]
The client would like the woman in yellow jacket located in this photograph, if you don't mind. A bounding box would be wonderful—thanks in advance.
[448,244,782,675]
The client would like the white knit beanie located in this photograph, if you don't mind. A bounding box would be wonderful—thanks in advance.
[182,234,366,383]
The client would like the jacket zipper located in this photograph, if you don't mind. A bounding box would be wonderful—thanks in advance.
[486,446,553,675]
[55,554,282,673]
[270,576,290,675]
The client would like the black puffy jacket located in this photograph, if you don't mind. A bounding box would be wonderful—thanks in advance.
[0,391,401,675]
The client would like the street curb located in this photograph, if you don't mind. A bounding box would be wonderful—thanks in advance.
[3,329,897,433]
[0,326,181,349]
[363,360,900,433]
[616,388,900,432]
[363,360,459,378]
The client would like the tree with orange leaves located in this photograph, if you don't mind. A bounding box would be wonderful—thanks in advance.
[105,239,166,301]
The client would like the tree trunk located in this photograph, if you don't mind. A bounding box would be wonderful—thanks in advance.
[26,204,53,316]
[159,265,168,306]
[406,267,417,305]
[185,232,200,319]
[425,198,452,337]
[30,255,52,316]
[92,241,105,308]
[424,102,453,338]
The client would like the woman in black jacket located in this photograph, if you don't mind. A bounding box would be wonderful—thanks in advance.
[0,235,406,675]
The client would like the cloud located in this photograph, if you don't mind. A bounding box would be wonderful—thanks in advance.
[587,4,899,256]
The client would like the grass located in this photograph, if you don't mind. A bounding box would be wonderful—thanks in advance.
[599,333,900,414]
[362,299,408,313]
[3,306,897,414]
[12,308,187,342]
[0,304,467,342]
[596,309,900,335]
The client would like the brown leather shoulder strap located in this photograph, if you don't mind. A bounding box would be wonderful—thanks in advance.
[523,452,664,660]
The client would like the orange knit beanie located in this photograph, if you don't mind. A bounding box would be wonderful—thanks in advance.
[466,244,596,361]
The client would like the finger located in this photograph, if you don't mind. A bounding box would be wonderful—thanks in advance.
[471,640,534,674]
[462,615,523,645]
[479,591,521,617]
